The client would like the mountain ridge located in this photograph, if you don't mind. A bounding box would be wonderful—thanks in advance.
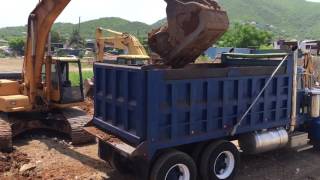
[1,0,320,40]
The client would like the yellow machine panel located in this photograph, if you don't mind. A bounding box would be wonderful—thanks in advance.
[0,80,20,96]
[0,95,31,112]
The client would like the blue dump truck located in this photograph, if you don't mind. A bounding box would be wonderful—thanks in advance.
[85,52,320,180]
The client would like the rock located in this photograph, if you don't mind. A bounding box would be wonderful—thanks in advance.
[0,155,7,161]
[35,160,42,164]
[100,174,109,180]
[19,163,36,173]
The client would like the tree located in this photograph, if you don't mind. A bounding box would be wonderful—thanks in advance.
[51,30,66,43]
[8,37,25,56]
[217,23,273,48]
[68,28,84,49]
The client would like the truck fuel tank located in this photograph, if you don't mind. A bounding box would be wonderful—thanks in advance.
[239,128,288,154]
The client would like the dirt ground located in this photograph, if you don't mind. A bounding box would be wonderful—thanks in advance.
[1,57,320,179]
[0,58,93,72]
[0,136,320,180]
[0,58,23,72]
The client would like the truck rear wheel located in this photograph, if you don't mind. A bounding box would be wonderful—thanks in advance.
[150,150,197,180]
[200,141,240,180]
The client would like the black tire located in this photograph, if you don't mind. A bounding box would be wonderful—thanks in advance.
[111,151,132,174]
[192,142,208,165]
[200,141,240,180]
[150,150,197,180]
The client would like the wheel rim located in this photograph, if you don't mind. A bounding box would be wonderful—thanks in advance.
[165,164,190,180]
[213,151,235,179]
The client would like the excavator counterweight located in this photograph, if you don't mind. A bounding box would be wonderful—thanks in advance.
[148,0,229,68]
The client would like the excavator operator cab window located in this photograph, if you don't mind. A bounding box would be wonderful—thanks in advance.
[56,60,84,104]
[51,64,59,90]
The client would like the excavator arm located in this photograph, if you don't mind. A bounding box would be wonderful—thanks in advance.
[23,0,71,105]
[23,0,229,106]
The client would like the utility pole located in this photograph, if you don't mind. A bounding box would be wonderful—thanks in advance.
[78,17,81,33]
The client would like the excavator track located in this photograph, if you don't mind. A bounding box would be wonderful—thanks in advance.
[0,108,95,152]
[0,113,12,152]
[61,108,96,145]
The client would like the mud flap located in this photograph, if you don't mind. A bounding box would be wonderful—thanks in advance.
[84,126,136,157]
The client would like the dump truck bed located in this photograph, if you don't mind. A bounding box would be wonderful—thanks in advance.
[92,53,293,159]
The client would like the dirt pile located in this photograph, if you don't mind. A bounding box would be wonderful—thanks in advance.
[81,98,94,116]
[0,150,40,179]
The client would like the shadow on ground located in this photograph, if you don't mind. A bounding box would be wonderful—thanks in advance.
[14,130,136,180]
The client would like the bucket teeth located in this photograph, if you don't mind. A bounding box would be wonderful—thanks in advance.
[148,0,229,68]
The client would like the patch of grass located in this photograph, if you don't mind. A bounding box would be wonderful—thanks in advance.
[0,52,5,58]
[69,71,93,86]
[69,62,94,69]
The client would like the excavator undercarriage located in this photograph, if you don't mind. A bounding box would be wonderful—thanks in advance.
[0,108,94,151]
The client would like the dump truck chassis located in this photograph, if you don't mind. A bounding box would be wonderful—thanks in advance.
[0,108,95,151]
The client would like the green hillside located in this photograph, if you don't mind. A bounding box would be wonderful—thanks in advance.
[152,0,320,39]
[0,17,152,40]
[220,0,320,39]
[1,0,320,40]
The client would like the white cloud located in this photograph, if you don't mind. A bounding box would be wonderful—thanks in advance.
[0,0,167,28]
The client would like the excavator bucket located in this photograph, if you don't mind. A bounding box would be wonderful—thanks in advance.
[148,0,229,68]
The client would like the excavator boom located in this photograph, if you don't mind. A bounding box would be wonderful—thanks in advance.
[148,0,229,68]
[24,0,71,105]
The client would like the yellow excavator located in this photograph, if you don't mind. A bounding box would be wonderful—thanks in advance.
[83,28,151,96]
[0,0,229,151]
[0,0,94,151]
[96,27,150,65]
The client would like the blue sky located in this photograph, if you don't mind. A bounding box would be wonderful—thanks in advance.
[0,0,167,28]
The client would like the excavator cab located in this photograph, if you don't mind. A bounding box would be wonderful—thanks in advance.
[49,57,84,105]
